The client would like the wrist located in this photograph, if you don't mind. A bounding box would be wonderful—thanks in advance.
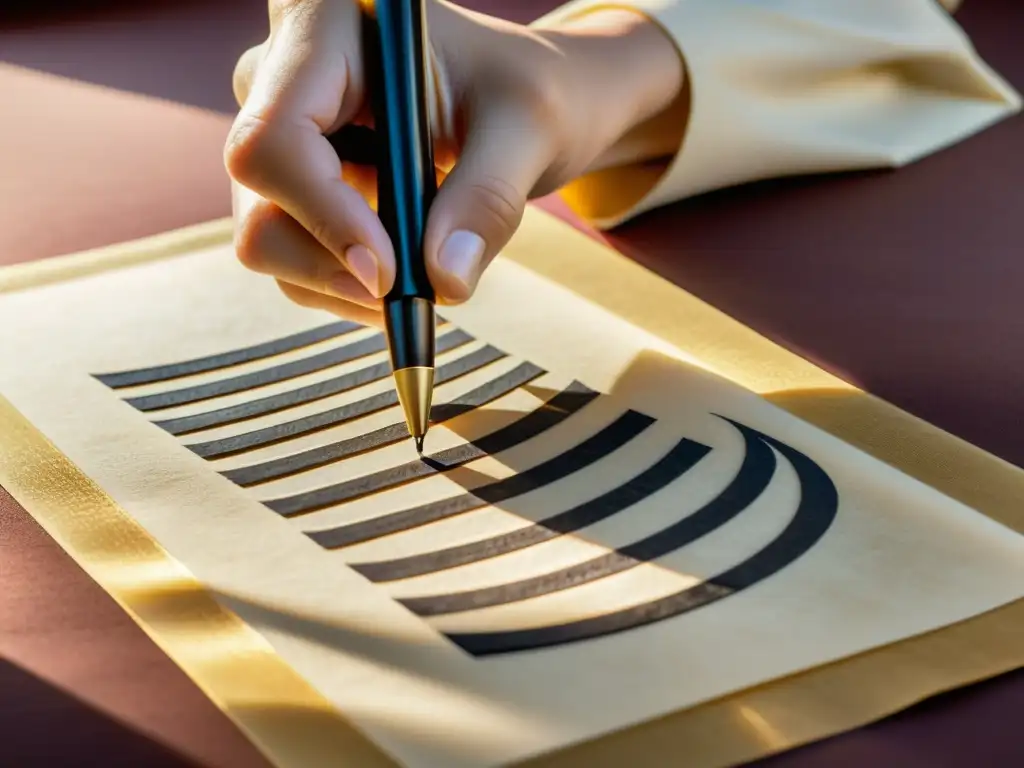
[537,8,685,153]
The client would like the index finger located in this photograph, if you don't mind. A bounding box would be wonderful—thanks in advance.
[224,4,395,286]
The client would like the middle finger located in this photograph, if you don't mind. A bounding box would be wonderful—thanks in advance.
[233,184,381,309]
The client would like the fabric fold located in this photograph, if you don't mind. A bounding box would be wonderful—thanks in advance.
[536,0,1021,228]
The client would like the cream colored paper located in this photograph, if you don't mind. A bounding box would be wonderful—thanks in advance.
[1,244,1022,768]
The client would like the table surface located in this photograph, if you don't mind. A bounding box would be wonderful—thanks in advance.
[1,1,1022,766]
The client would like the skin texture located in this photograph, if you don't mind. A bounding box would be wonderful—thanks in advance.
[225,0,685,326]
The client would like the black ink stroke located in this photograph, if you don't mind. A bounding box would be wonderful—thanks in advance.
[187,342,498,459]
[222,362,546,486]
[309,410,658,550]
[265,382,601,517]
[125,321,448,412]
[94,321,361,388]
[394,427,771,612]
[349,436,712,583]
[443,420,839,656]
[128,334,385,411]
[93,323,842,661]
[156,332,481,436]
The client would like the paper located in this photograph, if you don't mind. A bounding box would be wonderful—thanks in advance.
[1,243,1023,768]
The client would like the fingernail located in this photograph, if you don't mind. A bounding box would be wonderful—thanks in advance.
[344,244,380,297]
[438,230,485,292]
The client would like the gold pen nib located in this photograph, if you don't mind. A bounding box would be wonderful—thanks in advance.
[394,366,433,450]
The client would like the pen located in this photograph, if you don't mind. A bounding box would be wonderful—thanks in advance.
[360,0,438,454]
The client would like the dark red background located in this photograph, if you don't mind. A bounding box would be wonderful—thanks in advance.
[1,1,1021,766]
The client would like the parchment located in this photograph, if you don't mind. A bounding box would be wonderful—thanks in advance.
[1,244,1022,768]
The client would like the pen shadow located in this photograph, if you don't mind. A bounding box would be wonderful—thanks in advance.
[406,348,720,554]
[299,349,746,602]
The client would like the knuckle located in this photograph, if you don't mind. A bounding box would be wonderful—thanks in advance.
[234,201,286,273]
[469,176,524,235]
[303,195,363,262]
[304,214,337,255]
[223,113,273,186]
[305,214,329,247]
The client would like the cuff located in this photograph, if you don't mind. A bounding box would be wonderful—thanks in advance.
[535,0,1022,229]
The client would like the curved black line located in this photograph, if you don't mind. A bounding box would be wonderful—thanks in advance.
[396,428,768,613]
[265,382,600,517]
[352,437,711,583]
[310,410,657,550]
[446,421,839,656]
[125,321,448,412]
[94,321,361,388]
[222,362,546,486]
[187,342,499,459]
[156,332,481,436]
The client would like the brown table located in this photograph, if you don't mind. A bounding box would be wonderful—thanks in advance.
[1,1,1021,766]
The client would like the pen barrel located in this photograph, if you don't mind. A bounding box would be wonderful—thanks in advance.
[364,0,437,311]
[364,0,437,372]
[385,296,434,369]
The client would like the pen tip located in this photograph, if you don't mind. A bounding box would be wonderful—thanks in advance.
[415,435,425,455]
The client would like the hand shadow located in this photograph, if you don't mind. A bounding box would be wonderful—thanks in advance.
[303,349,773,615]
[350,348,722,557]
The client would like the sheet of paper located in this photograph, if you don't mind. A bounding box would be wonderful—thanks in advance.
[1,245,1022,768]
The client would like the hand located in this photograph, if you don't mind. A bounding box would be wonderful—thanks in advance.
[226,0,684,326]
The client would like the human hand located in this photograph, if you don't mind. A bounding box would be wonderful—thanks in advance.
[226,0,684,326]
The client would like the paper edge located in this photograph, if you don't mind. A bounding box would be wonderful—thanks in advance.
[0,208,1021,768]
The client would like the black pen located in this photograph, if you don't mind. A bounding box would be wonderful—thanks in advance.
[359,0,437,454]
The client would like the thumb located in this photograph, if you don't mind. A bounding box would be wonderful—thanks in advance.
[425,108,553,303]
